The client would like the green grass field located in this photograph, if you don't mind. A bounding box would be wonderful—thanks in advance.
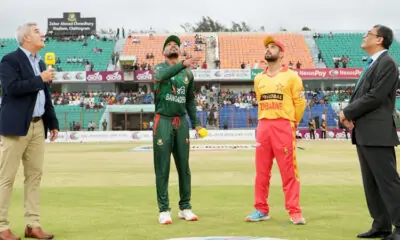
[5,140,400,240]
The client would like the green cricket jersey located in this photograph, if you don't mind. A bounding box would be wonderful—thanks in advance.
[153,61,200,128]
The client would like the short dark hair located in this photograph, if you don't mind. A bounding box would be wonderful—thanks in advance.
[374,24,393,49]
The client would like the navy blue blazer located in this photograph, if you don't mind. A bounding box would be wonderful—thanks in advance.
[0,48,59,138]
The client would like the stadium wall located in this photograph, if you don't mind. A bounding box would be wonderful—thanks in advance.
[47,129,362,143]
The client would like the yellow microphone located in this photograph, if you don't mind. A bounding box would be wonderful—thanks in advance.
[44,52,56,83]
[44,52,56,68]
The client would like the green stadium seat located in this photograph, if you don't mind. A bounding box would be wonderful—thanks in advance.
[0,38,116,71]
[54,105,105,131]
[396,98,400,110]
[314,33,400,68]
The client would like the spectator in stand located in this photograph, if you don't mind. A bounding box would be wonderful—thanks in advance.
[53,89,349,111]
[253,60,259,69]
[87,121,96,131]
[318,52,323,62]
[85,62,92,71]
[246,61,251,69]
[132,37,141,44]
[51,91,155,107]
[296,61,302,69]
[51,88,359,112]
[334,59,339,68]
[195,45,202,51]
[342,58,348,68]
[214,59,220,68]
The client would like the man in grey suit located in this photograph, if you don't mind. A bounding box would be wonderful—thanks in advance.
[340,25,400,240]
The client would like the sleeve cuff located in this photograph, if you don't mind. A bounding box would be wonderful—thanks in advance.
[35,76,45,90]
[343,108,352,121]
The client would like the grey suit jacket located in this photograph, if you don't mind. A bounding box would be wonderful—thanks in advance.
[343,51,400,146]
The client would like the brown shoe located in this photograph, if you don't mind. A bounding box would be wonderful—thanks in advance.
[0,229,20,240]
[24,226,54,239]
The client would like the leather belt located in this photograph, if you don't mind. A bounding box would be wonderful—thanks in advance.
[32,117,42,123]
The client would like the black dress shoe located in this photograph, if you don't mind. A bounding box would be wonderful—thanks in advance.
[357,229,392,238]
[382,232,400,240]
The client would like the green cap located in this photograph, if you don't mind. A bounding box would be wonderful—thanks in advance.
[163,35,181,50]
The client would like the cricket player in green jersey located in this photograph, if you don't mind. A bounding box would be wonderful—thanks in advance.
[152,35,202,225]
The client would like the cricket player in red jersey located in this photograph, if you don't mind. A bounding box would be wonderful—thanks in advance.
[245,36,307,225]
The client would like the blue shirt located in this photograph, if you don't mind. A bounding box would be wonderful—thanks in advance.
[369,49,388,67]
[19,47,45,117]
[355,49,388,89]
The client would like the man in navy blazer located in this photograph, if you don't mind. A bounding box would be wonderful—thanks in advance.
[0,23,59,240]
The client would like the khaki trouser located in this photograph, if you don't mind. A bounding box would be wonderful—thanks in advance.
[0,119,45,231]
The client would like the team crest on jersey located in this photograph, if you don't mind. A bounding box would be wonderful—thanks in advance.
[283,147,288,154]
[157,139,163,146]
[183,76,189,84]
[276,83,284,92]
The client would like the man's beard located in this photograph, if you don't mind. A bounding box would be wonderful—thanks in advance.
[166,52,179,58]
[265,54,278,62]
[166,48,179,59]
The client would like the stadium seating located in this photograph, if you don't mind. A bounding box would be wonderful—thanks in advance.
[55,105,105,131]
[218,106,257,129]
[122,35,206,65]
[40,39,115,71]
[0,38,19,60]
[314,33,400,68]
[217,104,338,130]
[300,104,337,127]
[55,102,340,131]
[396,98,400,110]
[0,38,115,71]
[51,88,351,130]
[218,33,315,69]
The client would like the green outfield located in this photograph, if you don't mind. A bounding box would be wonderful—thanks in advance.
[5,140,400,240]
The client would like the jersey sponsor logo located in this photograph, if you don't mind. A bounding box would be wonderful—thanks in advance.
[259,102,283,110]
[260,93,283,101]
[166,94,186,103]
